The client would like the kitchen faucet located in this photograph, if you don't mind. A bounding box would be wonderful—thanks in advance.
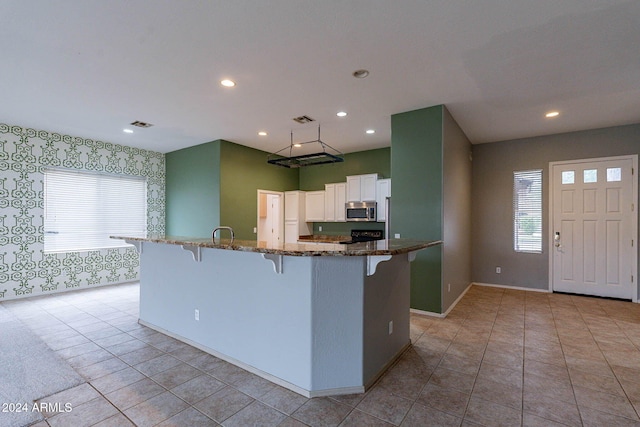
[212,226,234,242]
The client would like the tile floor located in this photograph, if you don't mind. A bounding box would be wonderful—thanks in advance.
[2,283,640,426]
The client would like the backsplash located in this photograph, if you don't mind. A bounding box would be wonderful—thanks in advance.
[0,123,165,300]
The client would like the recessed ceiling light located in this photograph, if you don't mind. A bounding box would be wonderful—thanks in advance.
[258,131,267,136]
[293,143,302,148]
[352,69,369,78]
[123,129,133,134]
[366,129,375,134]
[220,79,236,87]
[545,111,560,118]
[337,111,347,117]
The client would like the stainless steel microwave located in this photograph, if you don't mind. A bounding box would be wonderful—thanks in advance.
[345,201,377,222]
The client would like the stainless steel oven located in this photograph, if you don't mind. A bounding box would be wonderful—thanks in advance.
[345,201,377,222]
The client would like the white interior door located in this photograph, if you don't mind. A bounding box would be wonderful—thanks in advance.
[267,194,281,246]
[550,156,637,300]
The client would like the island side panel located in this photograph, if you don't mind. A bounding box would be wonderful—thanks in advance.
[363,254,411,385]
[139,242,314,390]
[310,257,365,392]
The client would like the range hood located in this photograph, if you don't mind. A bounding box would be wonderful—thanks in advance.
[267,126,344,168]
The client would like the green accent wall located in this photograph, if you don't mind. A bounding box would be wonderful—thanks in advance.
[165,140,298,240]
[219,141,299,240]
[391,105,443,313]
[166,141,221,237]
[299,148,391,190]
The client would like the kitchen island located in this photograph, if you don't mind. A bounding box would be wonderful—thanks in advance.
[114,234,441,397]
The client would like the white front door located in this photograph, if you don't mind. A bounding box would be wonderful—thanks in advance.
[550,156,637,300]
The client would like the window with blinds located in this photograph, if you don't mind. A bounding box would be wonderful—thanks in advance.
[513,170,542,253]
[44,168,147,252]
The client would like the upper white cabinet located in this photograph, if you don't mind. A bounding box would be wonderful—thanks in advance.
[335,183,346,222]
[376,178,391,222]
[305,191,325,222]
[346,173,378,202]
[285,191,304,222]
[324,183,347,222]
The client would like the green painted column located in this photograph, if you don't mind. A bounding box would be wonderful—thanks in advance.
[165,140,221,237]
[391,105,443,312]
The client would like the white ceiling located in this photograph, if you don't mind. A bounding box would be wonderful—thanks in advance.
[1,0,639,155]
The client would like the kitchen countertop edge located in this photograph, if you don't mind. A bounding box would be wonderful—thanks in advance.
[112,235,442,257]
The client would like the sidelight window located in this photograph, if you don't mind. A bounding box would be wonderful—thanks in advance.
[44,168,147,252]
[513,170,543,253]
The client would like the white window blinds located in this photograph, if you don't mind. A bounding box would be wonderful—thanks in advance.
[513,170,542,253]
[44,168,147,252]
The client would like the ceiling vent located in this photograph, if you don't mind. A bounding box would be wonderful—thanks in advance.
[130,120,153,128]
[292,115,315,124]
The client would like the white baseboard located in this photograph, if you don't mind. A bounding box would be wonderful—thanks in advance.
[473,282,550,293]
[410,282,473,319]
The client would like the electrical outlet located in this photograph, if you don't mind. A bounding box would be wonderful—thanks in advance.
[448,283,451,292]
[319,226,323,232]
[394,233,400,238]
[253,227,257,233]
[388,320,393,335]
[496,267,501,274]
[194,309,199,321]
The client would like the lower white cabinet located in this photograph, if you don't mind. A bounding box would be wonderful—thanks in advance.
[285,220,311,244]
[305,191,325,222]
[284,191,312,243]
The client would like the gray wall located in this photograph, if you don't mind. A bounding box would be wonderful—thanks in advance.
[442,107,473,310]
[471,123,640,290]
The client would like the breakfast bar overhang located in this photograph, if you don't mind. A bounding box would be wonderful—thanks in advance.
[114,235,441,398]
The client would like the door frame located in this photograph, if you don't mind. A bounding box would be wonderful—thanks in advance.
[548,155,638,302]
[256,189,284,245]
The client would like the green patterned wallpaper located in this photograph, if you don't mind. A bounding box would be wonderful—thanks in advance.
[0,123,165,300]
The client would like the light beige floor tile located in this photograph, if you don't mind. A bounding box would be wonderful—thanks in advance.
[150,362,202,389]
[579,406,640,427]
[401,402,462,427]
[105,378,166,411]
[428,366,476,394]
[155,407,219,426]
[417,382,469,417]
[477,361,523,388]
[123,391,189,427]
[47,397,119,427]
[472,375,522,410]
[356,387,413,425]
[260,385,309,414]
[292,397,351,427]
[223,401,286,427]
[523,391,582,426]
[193,386,254,423]
[464,396,522,427]
[573,384,639,421]
[569,368,626,397]
[90,366,146,394]
[171,374,226,404]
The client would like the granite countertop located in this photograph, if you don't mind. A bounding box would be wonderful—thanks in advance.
[112,234,442,257]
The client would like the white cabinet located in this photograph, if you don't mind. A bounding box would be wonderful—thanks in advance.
[335,183,346,222]
[284,191,311,243]
[346,176,361,202]
[324,184,335,222]
[305,191,325,222]
[376,178,391,222]
[324,183,347,222]
[346,173,378,202]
